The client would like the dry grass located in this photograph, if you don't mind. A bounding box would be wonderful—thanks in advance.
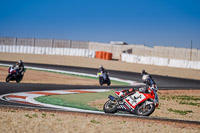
[0,107,200,133]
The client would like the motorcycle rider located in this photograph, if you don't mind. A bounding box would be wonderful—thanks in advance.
[97,65,108,79]
[122,70,157,97]
[97,65,107,73]
[141,70,156,85]
[141,70,157,91]
[14,60,25,78]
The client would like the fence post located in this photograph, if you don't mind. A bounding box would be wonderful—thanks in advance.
[52,39,54,48]
[15,37,17,45]
[190,40,193,61]
[70,40,72,48]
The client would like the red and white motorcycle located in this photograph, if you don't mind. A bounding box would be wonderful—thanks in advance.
[103,87,159,116]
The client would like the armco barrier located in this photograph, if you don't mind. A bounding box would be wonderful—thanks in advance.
[0,45,96,58]
[95,51,112,60]
[122,53,200,70]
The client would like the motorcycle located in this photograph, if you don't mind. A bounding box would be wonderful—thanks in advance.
[103,87,159,116]
[97,71,111,86]
[5,66,24,83]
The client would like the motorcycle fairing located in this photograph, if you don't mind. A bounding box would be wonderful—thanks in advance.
[118,102,134,113]
[125,91,147,109]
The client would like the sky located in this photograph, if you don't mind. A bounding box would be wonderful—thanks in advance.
[0,0,200,49]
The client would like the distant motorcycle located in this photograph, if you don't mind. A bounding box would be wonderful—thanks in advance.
[97,71,111,86]
[6,66,24,83]
[103,87,159,116]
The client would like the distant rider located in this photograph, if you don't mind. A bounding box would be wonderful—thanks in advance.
[97,65,108,79]
[14,60,25,78]
[97,65,107,74]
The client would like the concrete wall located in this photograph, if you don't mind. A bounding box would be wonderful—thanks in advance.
[0,37,16,45]
[0,45,96,58]
[122,53,200,70]
[0,37,89,49]
[1,37,200,61]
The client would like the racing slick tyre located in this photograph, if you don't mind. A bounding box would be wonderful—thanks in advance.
[16,79,21,83]
[99,77,104,86]
[5,75,11,82]
[107,79,111,86]
[135,103,155,116]
[103,100,117,113]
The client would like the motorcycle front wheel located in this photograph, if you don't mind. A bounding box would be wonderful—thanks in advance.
[135,103,155,116]
[103,100,117,113]
[107,79,111,86]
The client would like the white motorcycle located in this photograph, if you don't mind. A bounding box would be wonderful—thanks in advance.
[97,71,111,86]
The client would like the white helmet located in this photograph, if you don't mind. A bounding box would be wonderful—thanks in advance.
[18,60,23,65]
[99,65,103,68]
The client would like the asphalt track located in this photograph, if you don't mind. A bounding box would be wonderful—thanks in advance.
[0,60,200,124]
[1,60,200,103]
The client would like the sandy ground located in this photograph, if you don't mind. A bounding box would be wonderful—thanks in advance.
[0,107,200,133]
[0,53,200,132]
[1,53,200,80]
[88,90,200,121]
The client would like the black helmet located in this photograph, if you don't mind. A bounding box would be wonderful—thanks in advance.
[18,60,23,65]
[142,70,145,75]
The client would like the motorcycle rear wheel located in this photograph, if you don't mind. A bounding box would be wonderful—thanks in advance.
[107,79,111,86]
[103,100,117,113]
[16,79,21,83]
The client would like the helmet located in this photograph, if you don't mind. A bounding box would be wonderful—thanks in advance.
[18,60,23,65]
[99,65,103,68]
[141,70,145,75]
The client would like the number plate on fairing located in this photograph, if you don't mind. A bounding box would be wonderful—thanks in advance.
[126,92,146,107]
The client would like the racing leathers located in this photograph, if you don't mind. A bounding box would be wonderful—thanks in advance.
[14,63,25,78]
[97,67,108,79]
[142,72,157,91]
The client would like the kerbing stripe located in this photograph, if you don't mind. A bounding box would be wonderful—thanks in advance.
[6,95,27,99]
[27,92,60,95]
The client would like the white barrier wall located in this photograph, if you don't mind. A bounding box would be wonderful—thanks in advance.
[122,53,200,70]
[0,45,95,58]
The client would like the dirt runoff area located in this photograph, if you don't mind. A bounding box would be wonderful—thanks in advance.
[0,66,101,85]
[0,107,200,133]
[0,53,200,132]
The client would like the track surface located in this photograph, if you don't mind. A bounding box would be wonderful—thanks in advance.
[1,60,200,106]
[0,60,200,124]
